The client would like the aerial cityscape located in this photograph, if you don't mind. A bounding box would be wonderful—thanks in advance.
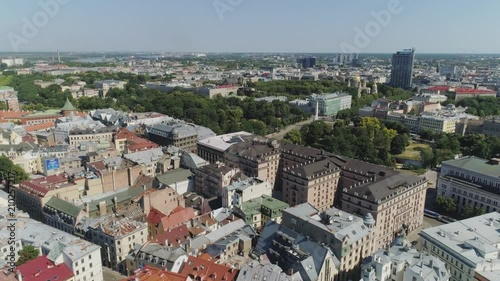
[1,1,500,281]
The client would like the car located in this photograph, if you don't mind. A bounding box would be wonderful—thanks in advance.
[438,216,457,224]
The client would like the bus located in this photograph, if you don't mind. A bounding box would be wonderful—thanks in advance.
[424,209,440,219]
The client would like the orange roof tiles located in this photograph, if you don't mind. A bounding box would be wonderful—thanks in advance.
[147,208,167,224]
[24,121,55,132]
[160,206,196,231]
[122,266,189,281]
[178,255,238,281]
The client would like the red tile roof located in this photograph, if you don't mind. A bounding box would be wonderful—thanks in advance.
[16,255,74,281]
[160,206,196,231]
[426,86,450,92]
[147,208,167,224]
[153,224,190,247]
[114,127,159,152]
[455,88,496,94]
[18,174,70,196]
[179,256,238,281]
[24,121,55,132]
[121,266,189,281]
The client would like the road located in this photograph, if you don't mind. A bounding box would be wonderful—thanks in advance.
[407,216,444,244]
[266,118,315,140]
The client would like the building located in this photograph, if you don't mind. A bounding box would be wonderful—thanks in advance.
[84,216,148,274]
[42,196,86,234]
[225,136,281,187]
[177,255,239,281]
[7,255,75,281]
[195,163,239,198]
[121,265,190,281]
[361,236,450,281]
[237,261,303,281]
[123,147,166,177]
[14,174,86,221]
[339,159,428,249]
[281,203,376,281]
[197,131,253,164]
[233,195,289,229]
[95,80,126,97]
[68,126,115,148]
[196,84,240,98]
[296,57,316,69]
[147,123,200,153]
[253,220,339,281]
[282,157,341,211]
[223,177,272,208]
[125,243,187,275]
[1,58,23,66]
[0,86,20,111]
[0,217,103,281]
[21,98,80,125]
[309,92,352,117]
[390,48,415,89]
[113,127,159,154]
[420,212,500,281]
[437,156,500,213]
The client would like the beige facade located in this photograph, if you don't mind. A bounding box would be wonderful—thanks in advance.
[341,172,428,249]
[282,158,341,211]
[195,163,238,197]
[87,216,147,274]
[139,187,185,217]
[225,137,281,187]
[68,128,114,148]
[282,203,376,281]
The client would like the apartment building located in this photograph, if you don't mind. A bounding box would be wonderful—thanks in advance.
[223,177,272,208]
[123,147,166,177]
[121,265,190,281]
[253,220,339,281]
[0,217,104,281]
[87,156,143,192]
[195,162,239,198]
[177,255,239,281]
[281,203,376,281]
[309,92,352,116]
[95,80,126,97]
[125,243,187,275]
[361,236,449,281]
[340,161,428,249]
[437,156,500,213]
[197,131,253,164]
[282,157,341,211]
[43,196,86,234]
[233,195,289,229]
[225,136,282,187]
[14,173,87,221]
[68,126,115,148]
[147,123,199,153]
[420,212,500,281]
[85,216,148,274]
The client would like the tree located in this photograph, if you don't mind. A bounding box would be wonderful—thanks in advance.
[420,148,434,168]
[435,195,457,214]
[284,129,303,145]
[390,134,410,154]
[0,155,29,183]
[17,245,39,266]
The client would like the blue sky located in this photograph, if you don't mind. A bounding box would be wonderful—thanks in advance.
[1,0,499,53]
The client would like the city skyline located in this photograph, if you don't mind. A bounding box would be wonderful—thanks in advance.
[1,0,500,53]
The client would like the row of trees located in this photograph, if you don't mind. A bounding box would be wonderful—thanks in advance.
[0,155,30,183]
[434,195,485,219]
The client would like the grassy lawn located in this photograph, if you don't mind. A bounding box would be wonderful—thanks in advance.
[396,142,430,161]
[0,75,13,86]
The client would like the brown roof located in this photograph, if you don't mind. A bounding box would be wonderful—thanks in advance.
[160,206,196,231]
[179,255,238,281]
[153,224,190,247]
[121,266,189,281]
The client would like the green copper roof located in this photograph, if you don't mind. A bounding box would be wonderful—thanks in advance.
[45,196,83,218]
[61,98,76,111]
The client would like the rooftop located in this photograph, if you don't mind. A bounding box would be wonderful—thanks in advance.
[420,212,500,280]
[16,255,74,281]
[198,131,253,152]
[442,156,500,178]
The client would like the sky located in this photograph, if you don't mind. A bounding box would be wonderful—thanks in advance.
[1,0,500,54]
